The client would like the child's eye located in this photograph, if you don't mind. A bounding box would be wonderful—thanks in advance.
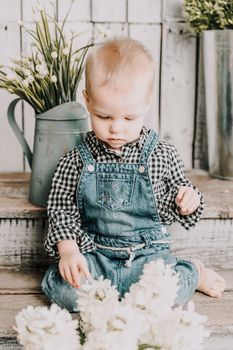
[96,114,109,119]
[125,116,136,121]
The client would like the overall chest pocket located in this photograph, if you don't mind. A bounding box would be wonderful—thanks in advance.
[96,173,135,210]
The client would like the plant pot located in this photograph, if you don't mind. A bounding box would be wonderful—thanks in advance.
[203,30,233,180]
[8,99,89,207]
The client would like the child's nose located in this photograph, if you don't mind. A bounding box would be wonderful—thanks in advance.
[109,120,123,134]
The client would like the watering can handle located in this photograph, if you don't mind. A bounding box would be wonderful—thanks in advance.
[7,98,33,169]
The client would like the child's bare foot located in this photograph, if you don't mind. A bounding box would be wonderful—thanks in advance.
[190,259,225,298]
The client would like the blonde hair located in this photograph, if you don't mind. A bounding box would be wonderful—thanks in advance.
[85,37,155,97]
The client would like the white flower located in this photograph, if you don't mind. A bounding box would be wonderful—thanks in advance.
[51,51,58,59]
[22,79,29,88]
[14,304,81,350]
[77,276,119,332]
[51,75,57,83]
[27,75,35,84]
[82,303,141,350]
[62,47,70,56]
[35,64,42,72]
[94,24,111,39]
[22,68,31,77]
[124,259,180,315]
[21,58,31,65]
[35,64,48,78]
[139,302,210,350]
[18,20,24,27]
[6,73,17,81]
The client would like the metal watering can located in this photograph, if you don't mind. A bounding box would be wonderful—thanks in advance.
[8,98,89,207]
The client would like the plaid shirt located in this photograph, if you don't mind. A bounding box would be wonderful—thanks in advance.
[45,127,204,257]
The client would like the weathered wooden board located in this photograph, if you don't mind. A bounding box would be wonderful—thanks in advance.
[160,22,197,169]
[0,294,50,339]
[58,0,91,22]
[170,219,233,269]
[0,267,46,294]
[185,170,233,219]
[92,0,126,22]
[128,0,162,24]
[22,0,54,21]
[0,17,23,173]
[1,267,232,294]
[0,218,51,267]
[0,170,232,267]
[163,0,186,22]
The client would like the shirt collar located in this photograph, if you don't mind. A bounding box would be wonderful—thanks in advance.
[85,126,149,158]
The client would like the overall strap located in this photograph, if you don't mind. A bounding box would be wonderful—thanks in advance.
[139,129,159,164]
[76,141,95,164]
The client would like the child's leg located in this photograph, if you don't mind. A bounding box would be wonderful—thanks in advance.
[189,258,225,298]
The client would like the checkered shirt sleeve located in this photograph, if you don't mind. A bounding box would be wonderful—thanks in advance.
[44,149,96,257]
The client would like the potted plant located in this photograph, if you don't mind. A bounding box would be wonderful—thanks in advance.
[184,0,233,180]
[0,1,94,207]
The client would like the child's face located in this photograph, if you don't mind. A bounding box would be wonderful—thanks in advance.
[83,82,153,151]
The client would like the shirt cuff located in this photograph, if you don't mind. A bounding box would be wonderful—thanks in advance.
[173,186,205,229]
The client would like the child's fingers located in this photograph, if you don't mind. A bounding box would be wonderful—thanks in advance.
[179,191,195,210]
[64,267,76,287]
[79,261,92,281]
[70,265,81,288]
[176,186,187,202]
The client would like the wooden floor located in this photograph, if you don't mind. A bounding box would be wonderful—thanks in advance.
[0,171,233,349]
[0,267,232,349]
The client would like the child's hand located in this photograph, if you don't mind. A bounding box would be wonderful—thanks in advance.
[58,250,92,289]
[175,186,201,216]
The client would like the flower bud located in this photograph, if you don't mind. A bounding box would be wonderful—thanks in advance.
[62,47,70,56]
[51,51,58,59]
[51,75,57,83]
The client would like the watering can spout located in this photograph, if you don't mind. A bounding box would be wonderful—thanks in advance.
[7,98,33,168]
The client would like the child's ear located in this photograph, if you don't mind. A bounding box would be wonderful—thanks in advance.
[82,89,90,108]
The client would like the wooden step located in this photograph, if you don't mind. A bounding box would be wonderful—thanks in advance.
[0,267,232,350]
[0,171,232,268]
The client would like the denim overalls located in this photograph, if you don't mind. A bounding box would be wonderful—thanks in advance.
[41,130,199,312]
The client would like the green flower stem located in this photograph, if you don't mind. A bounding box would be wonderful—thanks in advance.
[138,345,161,350]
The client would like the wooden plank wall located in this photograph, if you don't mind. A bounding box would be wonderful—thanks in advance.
[0,0,205,172]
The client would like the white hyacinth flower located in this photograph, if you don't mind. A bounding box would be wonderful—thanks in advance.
[51,51,58,59]
[62,47,70,56]
[14,304,80,350]
[82,303,141,350]
[21,58,31,65]
[22,68,31,77]
[35,64,43,73]
[26,75,35,84]
[77,276,119,333]
[124,259,180,315]
[22,79,29,88]
[139,302,209,350]
[6,73,17,81]
[51,75,57,83]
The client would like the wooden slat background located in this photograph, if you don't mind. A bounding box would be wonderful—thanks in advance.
[0,0,206,172]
